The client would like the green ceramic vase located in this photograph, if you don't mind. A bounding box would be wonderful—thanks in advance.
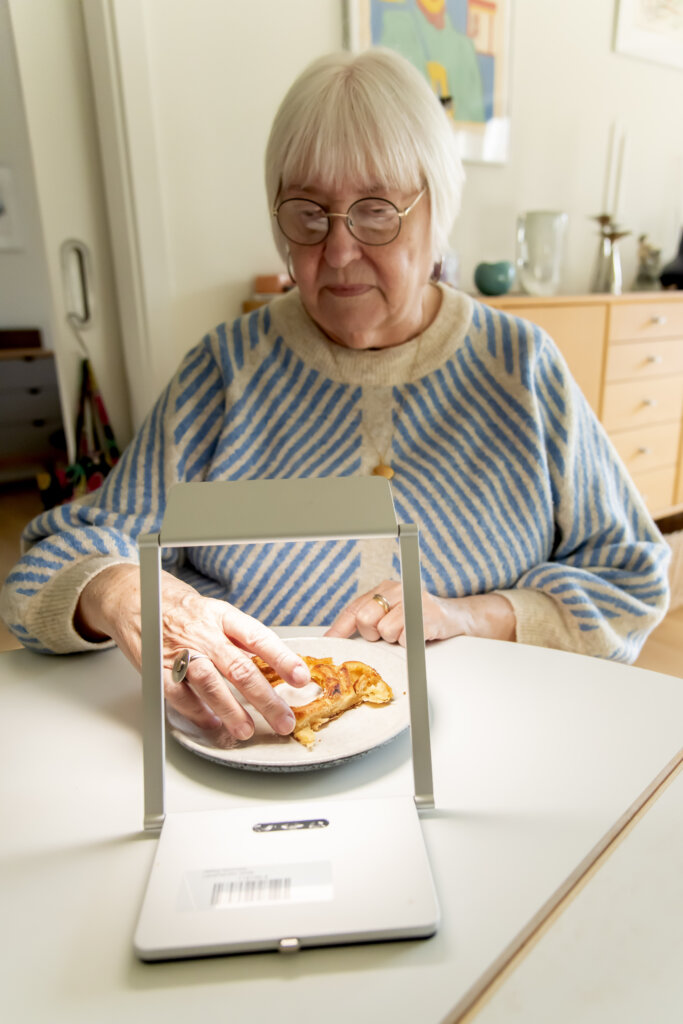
[474,261,515,296]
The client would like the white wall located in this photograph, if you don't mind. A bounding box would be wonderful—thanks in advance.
[0,0,53,339]
[143,0,342,370]
[139,0,683,381]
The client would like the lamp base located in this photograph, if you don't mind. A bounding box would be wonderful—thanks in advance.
[134,795,438,960]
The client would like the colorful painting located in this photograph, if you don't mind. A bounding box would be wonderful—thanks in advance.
[345,0,511,163]
[614,0,683,71]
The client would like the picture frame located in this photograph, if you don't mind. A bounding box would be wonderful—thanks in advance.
[613,0,683,72]
[344,0,512,164]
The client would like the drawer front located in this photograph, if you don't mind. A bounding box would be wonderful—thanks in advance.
[0,419,63,461]
[629,464,677,517]
[1,354,58,389]
[609,300,683,342]
[0,386,62,425]
[609,421,680,474]
[601,376,683,432]
[605,338,683,382]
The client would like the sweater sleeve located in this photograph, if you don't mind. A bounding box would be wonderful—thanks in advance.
[497,330,670,663]
[0,336,226,654]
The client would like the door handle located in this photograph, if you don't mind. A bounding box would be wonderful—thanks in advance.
[60,239,94,329]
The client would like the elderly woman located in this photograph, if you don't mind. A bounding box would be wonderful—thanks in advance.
[0,49,670,742]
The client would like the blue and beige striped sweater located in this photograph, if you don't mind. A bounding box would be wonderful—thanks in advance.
[0,285,669,661]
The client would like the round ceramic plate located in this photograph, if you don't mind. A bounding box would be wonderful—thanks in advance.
[167,636,409,772]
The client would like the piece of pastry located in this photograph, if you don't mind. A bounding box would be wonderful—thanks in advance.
[253,654,393,747]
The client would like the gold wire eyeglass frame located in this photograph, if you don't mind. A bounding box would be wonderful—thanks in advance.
[272,188,427,246]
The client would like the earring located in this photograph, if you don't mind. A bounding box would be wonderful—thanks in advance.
[430,258,444,283]
[286,252,297,285]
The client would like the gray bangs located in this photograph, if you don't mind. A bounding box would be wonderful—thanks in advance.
[279,81,423,194]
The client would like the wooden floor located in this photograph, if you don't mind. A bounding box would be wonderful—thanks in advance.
[0,480,682,679]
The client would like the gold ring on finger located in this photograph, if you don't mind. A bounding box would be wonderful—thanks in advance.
[372,593,391,615]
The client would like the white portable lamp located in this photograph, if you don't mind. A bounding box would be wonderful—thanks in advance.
[134,476,438,960]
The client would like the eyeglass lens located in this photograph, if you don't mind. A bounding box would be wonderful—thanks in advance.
[276,197,401,246]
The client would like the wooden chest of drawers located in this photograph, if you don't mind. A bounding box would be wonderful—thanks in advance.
[486,292,683,520]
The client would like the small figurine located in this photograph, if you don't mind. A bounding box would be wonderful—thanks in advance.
[633,234,662,291]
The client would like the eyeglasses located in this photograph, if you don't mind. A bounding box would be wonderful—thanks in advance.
[272,188,426,247]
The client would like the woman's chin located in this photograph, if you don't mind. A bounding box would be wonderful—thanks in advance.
[322,319,384,350]
[315,297,385,347]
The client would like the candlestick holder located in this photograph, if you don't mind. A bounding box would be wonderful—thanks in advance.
[590,214,630,294]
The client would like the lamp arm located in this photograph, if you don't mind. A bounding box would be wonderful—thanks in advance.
[139,532,165,831]
[399,524,435,811]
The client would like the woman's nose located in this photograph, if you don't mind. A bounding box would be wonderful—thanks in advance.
[323,216,363,268]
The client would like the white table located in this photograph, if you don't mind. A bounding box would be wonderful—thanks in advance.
[471,764,683,1024]
[1,635,682,1024]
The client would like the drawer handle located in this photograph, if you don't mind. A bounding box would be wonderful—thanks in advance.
[646,354,663,364]
[637,446,651,455]
[650,315,667,325]
[642,398,658,407]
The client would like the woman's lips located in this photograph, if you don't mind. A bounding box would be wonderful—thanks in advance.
[324,284,373,297]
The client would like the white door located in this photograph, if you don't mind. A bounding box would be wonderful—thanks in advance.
[7,0,132,458]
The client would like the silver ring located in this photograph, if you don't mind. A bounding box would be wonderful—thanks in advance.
[171,648,213,683]
[372,593,391,615]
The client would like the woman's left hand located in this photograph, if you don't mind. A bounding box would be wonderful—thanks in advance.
[325,579,516,645]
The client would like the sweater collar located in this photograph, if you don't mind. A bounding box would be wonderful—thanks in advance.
[267,284,474,386]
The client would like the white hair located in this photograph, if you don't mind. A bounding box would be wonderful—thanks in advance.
[265,48,465,262]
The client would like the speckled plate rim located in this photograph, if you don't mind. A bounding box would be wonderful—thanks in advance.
[167,637,409,772]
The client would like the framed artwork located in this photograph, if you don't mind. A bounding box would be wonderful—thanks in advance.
[344,0,512,164]
[614,0,683,71]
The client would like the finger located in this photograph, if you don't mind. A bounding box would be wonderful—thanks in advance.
[212,644,297,736]
[393,593,444,646]
[220,607,311,689]
[326,581,402,641]
[164,671,225,731]
[376,606,405,645]
[354,613,381,642]
[178,657,258,740]
[324,607,359,638]
[325,591,374,638]
[353,594,392,642]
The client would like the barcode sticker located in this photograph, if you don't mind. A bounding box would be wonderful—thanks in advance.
[181,862,333,912]
[211,874,291,907]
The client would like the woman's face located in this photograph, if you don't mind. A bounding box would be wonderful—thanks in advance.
[279,177,439,350]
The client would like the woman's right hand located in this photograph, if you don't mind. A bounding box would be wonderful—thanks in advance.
[75,564,311,741]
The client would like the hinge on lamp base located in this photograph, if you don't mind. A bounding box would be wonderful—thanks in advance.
[415,794,435,813]
[144,813,165,833]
